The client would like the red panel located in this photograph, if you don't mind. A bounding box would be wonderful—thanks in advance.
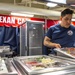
[47,19,58,28]
[0,14,75,28]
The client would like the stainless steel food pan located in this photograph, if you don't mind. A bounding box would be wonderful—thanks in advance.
[54,48,75,58]
[13,55,75,75]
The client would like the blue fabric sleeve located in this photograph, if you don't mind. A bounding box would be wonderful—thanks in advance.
[45,27,53,39]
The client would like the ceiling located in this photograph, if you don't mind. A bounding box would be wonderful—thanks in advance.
[0,0,75,20]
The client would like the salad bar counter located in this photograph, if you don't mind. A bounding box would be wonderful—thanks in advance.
[0,54,75,75]
[13,55,75,75]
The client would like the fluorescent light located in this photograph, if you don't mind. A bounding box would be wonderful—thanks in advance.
[46,3,57,7]
[11,12,34,17]
[48,0,66,4]
[72,19,75,21]
[70,5,75,7]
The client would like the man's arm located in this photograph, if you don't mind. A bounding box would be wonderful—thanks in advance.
[43,36,61,48]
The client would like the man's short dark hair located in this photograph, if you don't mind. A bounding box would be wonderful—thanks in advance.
[61,8,74,17]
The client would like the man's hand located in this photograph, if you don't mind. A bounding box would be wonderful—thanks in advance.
[44,36,61,48]
[54,43,61,48]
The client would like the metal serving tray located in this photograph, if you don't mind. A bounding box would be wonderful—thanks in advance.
[13,55,75,75]
[49,54,75,63]
[54,48,75,58]
[0,58,18,75]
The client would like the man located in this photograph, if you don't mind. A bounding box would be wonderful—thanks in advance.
[43,8,75,54]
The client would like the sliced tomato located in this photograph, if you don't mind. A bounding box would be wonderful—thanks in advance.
[26,61,38,65]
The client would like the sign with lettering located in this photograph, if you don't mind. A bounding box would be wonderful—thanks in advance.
[0,15,44,27]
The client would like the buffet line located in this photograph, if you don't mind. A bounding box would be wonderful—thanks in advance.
[0,48,75,75]
[0,56,75,75]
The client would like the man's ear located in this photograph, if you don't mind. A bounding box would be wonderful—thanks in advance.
[60,16,62,21]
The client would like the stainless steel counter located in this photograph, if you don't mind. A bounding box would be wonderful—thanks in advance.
[13,55,75,75]
[0,58,18,75]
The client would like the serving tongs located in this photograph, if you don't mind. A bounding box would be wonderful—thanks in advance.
[54,48,75,59]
